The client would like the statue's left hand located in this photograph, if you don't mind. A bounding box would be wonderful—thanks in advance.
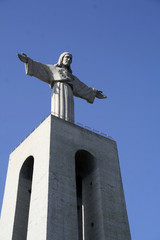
[96,90,107,99]
[17,53,28,63]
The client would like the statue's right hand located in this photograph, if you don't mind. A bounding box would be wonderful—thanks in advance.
[17,53,28,63]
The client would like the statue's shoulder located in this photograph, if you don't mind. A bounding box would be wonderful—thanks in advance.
[72,74,79,80]
[45,64,59,73]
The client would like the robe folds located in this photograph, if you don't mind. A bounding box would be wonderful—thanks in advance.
[25,58,97,122]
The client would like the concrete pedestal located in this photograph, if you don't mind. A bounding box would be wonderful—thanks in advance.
[0,115,131,240]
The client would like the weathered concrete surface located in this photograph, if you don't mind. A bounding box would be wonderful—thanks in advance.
[48,115,131,240]
[0,115,131,240]
[0,116,51,240]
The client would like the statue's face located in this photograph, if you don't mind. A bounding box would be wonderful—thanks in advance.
[62,54,72,67]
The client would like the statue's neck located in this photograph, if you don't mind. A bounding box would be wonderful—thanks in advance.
[60,64,72,74]
[61,64,69,70]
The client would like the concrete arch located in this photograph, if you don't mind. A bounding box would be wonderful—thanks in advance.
[12,156,34,240]
[75,150,101,240]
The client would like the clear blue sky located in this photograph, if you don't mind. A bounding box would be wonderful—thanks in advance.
[0,0,160,239]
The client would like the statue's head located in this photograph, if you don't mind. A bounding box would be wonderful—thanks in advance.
[56,52,72,73]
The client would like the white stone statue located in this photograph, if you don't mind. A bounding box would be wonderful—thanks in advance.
[17,52,107,122]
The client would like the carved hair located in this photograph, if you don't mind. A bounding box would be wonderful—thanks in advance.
[55,52,72,73]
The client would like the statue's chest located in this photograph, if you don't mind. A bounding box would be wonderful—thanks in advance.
[57,68,72,79]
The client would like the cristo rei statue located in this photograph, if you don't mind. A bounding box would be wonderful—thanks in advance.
[18,52,107,122]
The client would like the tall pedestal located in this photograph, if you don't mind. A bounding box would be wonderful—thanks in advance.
[0,115,131,240]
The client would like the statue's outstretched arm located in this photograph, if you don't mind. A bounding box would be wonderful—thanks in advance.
[72,75,107,103]
[96,90,107,99]
[17,53,52,85]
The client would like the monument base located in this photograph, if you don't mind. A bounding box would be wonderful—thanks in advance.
[0,115,131,240]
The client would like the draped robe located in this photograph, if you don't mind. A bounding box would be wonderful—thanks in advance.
[25,58,97,122]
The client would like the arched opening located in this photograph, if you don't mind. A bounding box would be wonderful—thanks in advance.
[12,156,34,240]
[75,150,96,240]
